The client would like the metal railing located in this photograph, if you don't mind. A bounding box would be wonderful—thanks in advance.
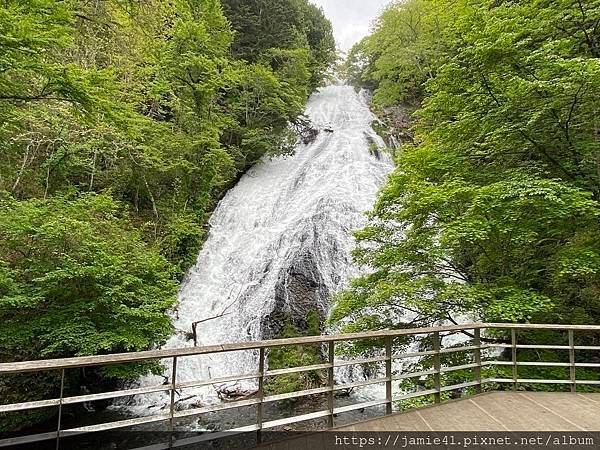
[2,323,600,449]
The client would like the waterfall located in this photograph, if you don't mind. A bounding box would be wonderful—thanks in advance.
[126,85,394,416]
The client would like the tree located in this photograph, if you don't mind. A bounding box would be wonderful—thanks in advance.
[0,0,335,431]
[0,193,177,431]
[344,0,456,108]
[334,0,600,339]
[221,0,335,88]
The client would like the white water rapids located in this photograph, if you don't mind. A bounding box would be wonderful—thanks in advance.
[125,85,394,418]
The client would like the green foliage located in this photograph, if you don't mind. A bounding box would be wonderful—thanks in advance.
[0,193,175,430]
[265,311,324,399]
[0,0,335,263]
[222,0,335,89]
[343,0,457,107]
[0,0,334,431]
[0,194,177,359]
[335,0,600,374]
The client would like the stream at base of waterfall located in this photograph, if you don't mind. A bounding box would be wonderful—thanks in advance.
[116,84,396,431]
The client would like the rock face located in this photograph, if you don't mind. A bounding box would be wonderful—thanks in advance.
[129,85,394,412]
[267,250,329,338]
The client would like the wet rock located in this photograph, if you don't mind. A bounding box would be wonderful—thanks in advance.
[262,249,328,339]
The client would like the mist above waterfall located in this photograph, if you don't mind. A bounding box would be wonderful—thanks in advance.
[128,84,393,414]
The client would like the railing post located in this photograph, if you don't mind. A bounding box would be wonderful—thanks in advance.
[55,369,65,450]
[511,329,518,391]
[169,356,178,449]
[385,336,393,415]
[433,331,441,403]
[569,330,576,393]
[327,341,335,427]
[257,347,265,445]
[473,328,482,394]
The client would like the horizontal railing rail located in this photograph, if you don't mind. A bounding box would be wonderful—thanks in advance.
[2,323,600,449]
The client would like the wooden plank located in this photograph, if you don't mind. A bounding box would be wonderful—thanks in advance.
[0,324,490,374]
[262,386,329,403]
[130,442,169,450]
[511,329,518,391]
[518,393,600,430]
[389,412,432,431]
[6,322,600,374]
[487,344,584,350]
[327,341,335,428]
[62,384,168,405]
[471,392,579,431]
[385,336,393,415]
[0,345,226,374]
[578,393,600,403]
[439,380,480,393]
[64,413,170,434]
[0,398,60,413]
[173,398,260,418]
[516,362,570,367]
[396,388,438,401]
[393,369,436,380]
[412,398,492,431]
[0,432,57,448]
[257,347,265,443]
[516,345,570,350]
[518,393,586,431]
[333,377,389,391]
[488,323,600,331]
[336,392,600,433]
[433,331,441,403]
[439,363,479,373]
[515,379,572,384]
[393,350,437,359]
[439,345,480,354]
[266,363,330,376]
[338,397,488,432]
[177,372,259,389]
[474,328,482,393]
[334,356,387,367]
[489,378,572,384]
[333,399,388,415]
[262,410,330,429]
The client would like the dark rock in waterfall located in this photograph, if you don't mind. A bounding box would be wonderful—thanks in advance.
[261,250,328,340]
[301,128,320,145]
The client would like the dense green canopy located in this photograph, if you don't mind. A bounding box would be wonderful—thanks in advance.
[336,0,600,332]
[0,0,334,430]
[222,0,335,88]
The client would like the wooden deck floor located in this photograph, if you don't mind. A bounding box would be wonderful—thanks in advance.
[339,392,600,432]
[256,392,600,449]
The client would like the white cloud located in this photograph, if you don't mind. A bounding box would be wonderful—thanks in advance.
[310,0,391,51]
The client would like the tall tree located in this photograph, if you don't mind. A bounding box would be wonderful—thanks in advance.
[221,0,335,88]
[0,0,335,431]
[334,0,600,336]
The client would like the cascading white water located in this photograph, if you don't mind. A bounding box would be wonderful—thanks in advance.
[126,84,394,416]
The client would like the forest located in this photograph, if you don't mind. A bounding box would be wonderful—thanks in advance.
[0,0,334,430]
[335,0,600,381]
[4,0,600,436]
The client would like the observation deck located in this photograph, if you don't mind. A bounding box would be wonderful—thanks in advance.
[2,323,600,449]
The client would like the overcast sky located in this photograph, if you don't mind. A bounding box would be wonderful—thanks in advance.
[311,0,391,52]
